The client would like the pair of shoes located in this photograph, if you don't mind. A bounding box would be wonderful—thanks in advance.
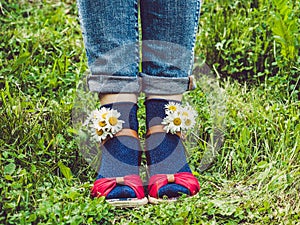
[88,99,200,207]
[90,128,200,206]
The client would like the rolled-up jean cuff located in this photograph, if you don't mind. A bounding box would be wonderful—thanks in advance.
[140,73,196,95]
[87,74,141,93]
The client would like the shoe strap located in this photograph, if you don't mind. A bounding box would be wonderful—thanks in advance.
[91,174,145,199]
[148,172,200,198]
[146,125,181,138]
[102,128,139,145]
[115,128,139,139]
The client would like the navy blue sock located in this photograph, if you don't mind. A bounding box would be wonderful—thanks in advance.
[145,99,191,198]
[96,102,141,199]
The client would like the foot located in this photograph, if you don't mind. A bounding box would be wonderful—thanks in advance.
[145,98,200,200]
[90,102,147,205]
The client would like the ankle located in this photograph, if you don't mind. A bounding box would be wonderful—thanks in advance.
[147,94,182,102]
[100,101,139,132]
[99,93,137,105]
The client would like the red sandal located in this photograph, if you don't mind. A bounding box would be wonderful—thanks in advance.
[148,172,200,203]
[91,174,148,207]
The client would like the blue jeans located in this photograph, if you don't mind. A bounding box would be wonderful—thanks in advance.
[77,0,201,95]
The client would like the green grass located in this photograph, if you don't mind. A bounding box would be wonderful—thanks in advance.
[1,0,299,224]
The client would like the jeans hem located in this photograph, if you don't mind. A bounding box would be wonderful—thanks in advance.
[140,73,196,95]
[87,74,141,94]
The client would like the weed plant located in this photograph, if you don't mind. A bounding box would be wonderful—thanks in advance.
[0,0,299,224]
[196,0,300,99]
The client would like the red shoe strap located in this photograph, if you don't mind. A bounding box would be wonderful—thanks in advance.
[148,172,200,198]
[91,174,145,199]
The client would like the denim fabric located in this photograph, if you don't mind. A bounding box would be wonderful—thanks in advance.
[77,0,201,94]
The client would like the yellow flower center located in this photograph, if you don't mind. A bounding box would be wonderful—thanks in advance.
[102,113,108,119]
[96,129,103,136]
[168,105,177,111]
[109,116,118,126]
[173,117,182,126]
[182,111,189,117]
[185,119,192,126]
[98,120,107,127]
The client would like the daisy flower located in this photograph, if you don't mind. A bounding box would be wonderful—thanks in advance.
[162,110,183,134]
[92,127,109,142]
[162,102,198,134]
[93,107,108,120]
[165,102,181,114]
[104,109,124,134]
[181,104,198,130]
[93,117,108,132]
[83,109,101,126]
[85,107,124,143]
[90,107,110,131]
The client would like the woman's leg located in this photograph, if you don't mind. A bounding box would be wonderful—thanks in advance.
[140,0,201,200]
[140,0,201,95]
[77,0,140,94]
[77,0,146,204]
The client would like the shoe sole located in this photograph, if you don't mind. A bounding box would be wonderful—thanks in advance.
[106,197,148,207]
[148,193,199,204]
